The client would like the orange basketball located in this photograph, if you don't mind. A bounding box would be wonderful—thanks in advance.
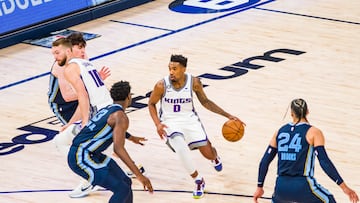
[222,119,244,142]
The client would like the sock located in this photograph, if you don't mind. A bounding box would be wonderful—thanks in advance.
[194,174,202,181]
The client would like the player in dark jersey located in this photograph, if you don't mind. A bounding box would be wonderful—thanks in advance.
[68,81,153,203]
[253,98,359,203]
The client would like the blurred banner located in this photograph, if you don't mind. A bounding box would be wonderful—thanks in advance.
[0,0,114,35]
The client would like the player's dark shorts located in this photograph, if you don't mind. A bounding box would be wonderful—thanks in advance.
[51,101,78,124]
[272,176,336,203]
[68,146,133,201]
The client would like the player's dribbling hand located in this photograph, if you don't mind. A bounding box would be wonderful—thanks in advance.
[228,115,246,127]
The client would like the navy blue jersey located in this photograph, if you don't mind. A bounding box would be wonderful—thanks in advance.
[48,73,78,124]
[276,122,314,177]
[71,104,123,154]
[67,104,133,202]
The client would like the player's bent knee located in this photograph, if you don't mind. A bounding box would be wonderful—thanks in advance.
[168,135,196,174]
[53,124,78,155]
[168,134,187,152]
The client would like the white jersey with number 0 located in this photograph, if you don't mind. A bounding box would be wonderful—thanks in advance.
[160,73,197,122]
[160,73,208,149]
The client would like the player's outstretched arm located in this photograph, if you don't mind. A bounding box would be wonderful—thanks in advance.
[253,132,277,203]
[311,127,359,203]
[192,77,245,125]
[110,111,153,193]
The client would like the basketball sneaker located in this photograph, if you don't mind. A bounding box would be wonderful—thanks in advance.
[126,165,146,178]
[69,180,99,198]
[211,156,223,172]
[193,178,205,199]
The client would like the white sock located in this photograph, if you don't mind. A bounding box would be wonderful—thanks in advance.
[194,174,202,181]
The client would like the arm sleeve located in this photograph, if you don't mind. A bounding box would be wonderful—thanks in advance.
[257,145,277,187]
[314,146,344,185]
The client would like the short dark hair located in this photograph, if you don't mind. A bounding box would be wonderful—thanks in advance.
[66,32,86,47]
[110,81,131,101]
[170,54,187,67]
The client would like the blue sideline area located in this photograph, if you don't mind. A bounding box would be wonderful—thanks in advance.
[0,0,152,49]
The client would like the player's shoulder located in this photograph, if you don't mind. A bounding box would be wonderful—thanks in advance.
[308,125,322,134]
[191,75,202,87]
[306,125,324,141]
[155,78,166,88]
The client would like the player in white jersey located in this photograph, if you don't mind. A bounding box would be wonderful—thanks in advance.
[160,72,209,148]
[64,58,112,127]
[148,54,245,199]
[68,58,112,113]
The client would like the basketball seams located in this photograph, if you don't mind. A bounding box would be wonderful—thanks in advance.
[222,119,244,142]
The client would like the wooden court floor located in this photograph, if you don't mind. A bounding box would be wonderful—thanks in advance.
[0,0,359,202]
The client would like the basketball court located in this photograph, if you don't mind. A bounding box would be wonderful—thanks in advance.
[0,0,359,202]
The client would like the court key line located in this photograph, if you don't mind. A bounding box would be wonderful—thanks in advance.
[0,188,272,200]
[255,7,360,25]
[0,0,275,91]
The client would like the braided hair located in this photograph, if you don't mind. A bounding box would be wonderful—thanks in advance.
[291,98,308,124]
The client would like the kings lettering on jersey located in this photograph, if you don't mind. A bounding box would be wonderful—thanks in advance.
[164,98,192,104]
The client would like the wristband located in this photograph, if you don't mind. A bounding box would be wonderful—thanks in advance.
[125,132,131,139]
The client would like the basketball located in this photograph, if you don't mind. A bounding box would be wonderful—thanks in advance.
[222,119,244,142]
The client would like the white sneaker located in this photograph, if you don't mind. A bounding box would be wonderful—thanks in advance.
[126,165,146,178]
[69,180,97,198]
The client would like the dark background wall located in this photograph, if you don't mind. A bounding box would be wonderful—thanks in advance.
[0,0,152,49]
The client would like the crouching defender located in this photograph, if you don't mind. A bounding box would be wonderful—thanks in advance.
[68,81,153,202]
